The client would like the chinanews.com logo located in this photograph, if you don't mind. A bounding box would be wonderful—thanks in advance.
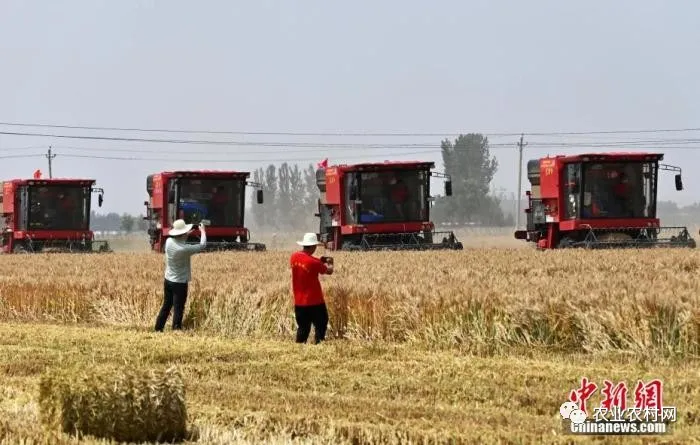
[560,377,677,435]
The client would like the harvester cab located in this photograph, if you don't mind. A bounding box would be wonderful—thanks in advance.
[314,160,462,251]
[514,152,696,249]
[0,178,111,253]
[144,170,266,252]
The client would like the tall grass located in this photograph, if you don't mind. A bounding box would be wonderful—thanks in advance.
[1,249,700,355]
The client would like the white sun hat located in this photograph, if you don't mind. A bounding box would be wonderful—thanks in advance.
[296,232,323,246]
[169,219,194,237]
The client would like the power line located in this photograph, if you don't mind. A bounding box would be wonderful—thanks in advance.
[52,144,414,155]
[56,149,440,163]
[5,126,700,151]
[2,120,700,137]
[0,130,462,148]
[0,129,538,149]
[525,139,700,147]
[46,143,505,155]
[0,153,43,159]
[46,140,700,156]
[0,145,47,152]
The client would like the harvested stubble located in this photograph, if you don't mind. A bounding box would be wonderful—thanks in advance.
[3,323,700,444]
[38,365,187,443]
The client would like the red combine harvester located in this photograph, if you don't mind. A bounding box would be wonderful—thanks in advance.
[314,160,463,251]
[144,170,265,252]
[514,152,696,249]
[0,176,110,253]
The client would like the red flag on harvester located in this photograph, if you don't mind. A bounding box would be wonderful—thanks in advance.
[33,169,42,179]
[317,158,328,169]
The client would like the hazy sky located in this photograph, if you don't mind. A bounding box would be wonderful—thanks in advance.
[1,1,699,216]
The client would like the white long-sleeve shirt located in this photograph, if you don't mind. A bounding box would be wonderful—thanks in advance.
[164,231,207,283]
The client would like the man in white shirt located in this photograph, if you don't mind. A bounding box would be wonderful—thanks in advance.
[155,219,207,331]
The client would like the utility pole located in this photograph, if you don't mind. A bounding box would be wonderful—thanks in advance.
[46,146,56,178]
[515,134,527,229]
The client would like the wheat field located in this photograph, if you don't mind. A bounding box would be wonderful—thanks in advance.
[1,244,700,443]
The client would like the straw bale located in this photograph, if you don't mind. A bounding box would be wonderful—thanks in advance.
[38,365,187,443]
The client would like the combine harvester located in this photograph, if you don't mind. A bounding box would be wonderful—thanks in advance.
[514,152,696,249]
[144,170,266,252]
[314,159,463,251]
[0,171,110,253]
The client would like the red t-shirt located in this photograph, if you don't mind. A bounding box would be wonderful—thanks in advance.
[212,193,227,206]
[60,198,76,210]
[614,182,628,197]
[290,251,328,306]
[391,183,408,203]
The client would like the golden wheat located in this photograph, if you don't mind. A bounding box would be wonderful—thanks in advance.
[39,365,188,442]
[1,248,699,356]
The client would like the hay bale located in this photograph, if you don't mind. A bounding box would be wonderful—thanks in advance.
[38,365,187,443]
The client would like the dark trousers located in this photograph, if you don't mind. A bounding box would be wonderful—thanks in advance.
[295,303,329,344]
[155,279,188,332]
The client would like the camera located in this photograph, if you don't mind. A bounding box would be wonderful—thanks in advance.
[200,219,211,226]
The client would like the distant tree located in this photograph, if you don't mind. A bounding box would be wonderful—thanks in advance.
[91,211,122,231]
[435,134,504,224]
[247,162,322,230]
[304,164,321,226]
[277,163,292,228]
[136,214,148,232]
[120,213,134,233]
[264,165,278,228]
[289,164,306,230]
[303,163,318,215]
[657,200,679,215]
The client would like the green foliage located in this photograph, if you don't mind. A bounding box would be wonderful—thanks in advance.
[435,133,507,225]
[247,162,319,232]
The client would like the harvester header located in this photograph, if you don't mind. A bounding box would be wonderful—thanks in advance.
[315,159,462,251]
[514,151,695,249]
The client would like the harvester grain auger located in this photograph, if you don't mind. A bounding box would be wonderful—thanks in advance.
[314,160,463,251]
[514,152,696,249]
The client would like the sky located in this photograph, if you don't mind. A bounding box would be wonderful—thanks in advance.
[1,0,699,216]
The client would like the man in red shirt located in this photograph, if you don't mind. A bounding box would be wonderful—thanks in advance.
[290,232,334,344]
[209,185,228,225]
[58,192,78,228]
[389,177,409,219]
[612,171,631,216]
